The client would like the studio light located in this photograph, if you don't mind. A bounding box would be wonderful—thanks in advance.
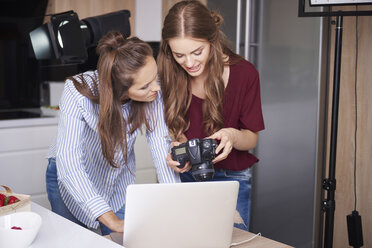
[30,10,131,64]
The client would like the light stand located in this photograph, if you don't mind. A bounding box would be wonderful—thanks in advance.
[323,14,342,248]
[298,1,371,247]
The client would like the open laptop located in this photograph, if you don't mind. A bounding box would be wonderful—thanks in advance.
[121,181,239,248]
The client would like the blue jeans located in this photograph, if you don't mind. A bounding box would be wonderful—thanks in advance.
[180,167,252,231]
[46,158,124,235]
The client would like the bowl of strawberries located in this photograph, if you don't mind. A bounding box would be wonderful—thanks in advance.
[0,211,42,248]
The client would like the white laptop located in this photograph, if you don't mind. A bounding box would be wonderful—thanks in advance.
[122,181,239,248]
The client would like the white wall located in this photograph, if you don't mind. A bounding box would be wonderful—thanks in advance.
[135,0,162,41]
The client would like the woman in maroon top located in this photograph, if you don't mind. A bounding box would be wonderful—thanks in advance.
[158,0,264,231]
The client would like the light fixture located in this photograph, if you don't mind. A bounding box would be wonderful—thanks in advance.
[29,10,131,64]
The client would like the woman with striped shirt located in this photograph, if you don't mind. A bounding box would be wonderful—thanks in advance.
[45,31,180,235]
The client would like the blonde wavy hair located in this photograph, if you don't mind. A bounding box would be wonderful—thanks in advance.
[158,0,240,141]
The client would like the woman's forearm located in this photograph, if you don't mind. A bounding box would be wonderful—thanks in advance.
[230,128,258,151]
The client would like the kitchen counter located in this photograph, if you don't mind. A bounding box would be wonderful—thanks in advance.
[30,202,293,248]
[30,202,122,248]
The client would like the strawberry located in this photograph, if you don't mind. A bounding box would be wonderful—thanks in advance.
[7,195,20,205]
[0,193,5,207]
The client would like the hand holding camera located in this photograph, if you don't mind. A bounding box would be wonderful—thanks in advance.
[171,138,217,181]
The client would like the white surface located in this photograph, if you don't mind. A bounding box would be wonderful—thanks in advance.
[30,202,122,248]
[0,122,58,210]
[48,82,65,106]
[135,0,162,41]
[0,116,59,129]
[40,107,60,117]
[0,150,49,194]
[0,212,42,248]
[123,181,239,248]
[0,124,57,152]
[31,194,51,210]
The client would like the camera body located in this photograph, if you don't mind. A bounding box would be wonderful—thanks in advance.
[171,138,217,181]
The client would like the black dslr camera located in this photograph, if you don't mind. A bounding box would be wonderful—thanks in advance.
[171,138,217,181]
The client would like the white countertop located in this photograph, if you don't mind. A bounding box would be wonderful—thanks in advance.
[30,202,122,248]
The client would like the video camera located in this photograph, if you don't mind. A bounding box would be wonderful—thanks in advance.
[171,138,217,181]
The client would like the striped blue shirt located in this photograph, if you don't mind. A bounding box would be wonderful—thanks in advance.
[47,70,180,228]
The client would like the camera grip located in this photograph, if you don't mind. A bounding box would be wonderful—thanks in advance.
[171,144,188,168]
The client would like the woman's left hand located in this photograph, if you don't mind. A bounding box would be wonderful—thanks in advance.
[166,140,192,173]
[207,128,236,164]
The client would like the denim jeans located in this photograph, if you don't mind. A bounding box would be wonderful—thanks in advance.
[46,158,124,235]
[180,167,252,231]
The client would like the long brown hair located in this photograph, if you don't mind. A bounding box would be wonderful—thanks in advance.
[70,31,154,167]
[158,0,240,141]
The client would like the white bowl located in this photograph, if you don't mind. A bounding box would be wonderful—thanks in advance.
[0,212,42,248]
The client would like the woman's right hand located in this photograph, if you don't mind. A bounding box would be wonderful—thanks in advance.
[167,141,191,173]
[98,211,124,233]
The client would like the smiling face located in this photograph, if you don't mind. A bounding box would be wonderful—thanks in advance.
[168,37,211,79]
[127,56,160,102]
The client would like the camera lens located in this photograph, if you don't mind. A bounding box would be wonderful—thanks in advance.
[192,162,214,181]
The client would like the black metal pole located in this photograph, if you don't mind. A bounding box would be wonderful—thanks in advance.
[324,15,343,248]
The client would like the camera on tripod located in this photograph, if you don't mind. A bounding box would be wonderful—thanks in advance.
[171,138,217,181]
